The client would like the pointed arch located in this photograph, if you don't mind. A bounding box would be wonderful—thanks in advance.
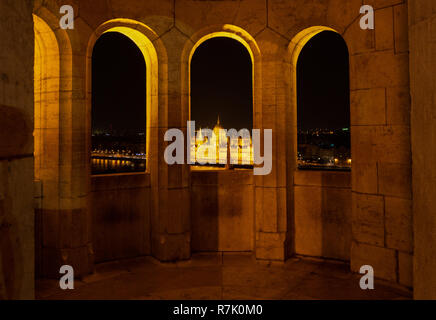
[86,19,165,175]
[182,24,262,132]
[33,11,73,277]
[286,26,350,168]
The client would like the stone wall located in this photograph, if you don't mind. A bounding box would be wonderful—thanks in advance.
[347,0,412,288]
[0,0,34,299]
[191,170,254,252]
[294,171,351,261]
[28,0,414,290]
[409,0,436,299]
[91,175,151,263]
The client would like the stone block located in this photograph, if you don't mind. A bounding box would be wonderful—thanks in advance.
[262,187,278,233]
[352,125,411,166]
[352,161,378,194]
[191,171,253,252]
[295,185,352,261]
[376,126,411,165]
[343,19,375,55]
[378,162,411,198]
[295,186,322,257]
[351,241,397,282]
[268,0,328,39]
[294,170,351,188]
[399,251,413,288]
[152,232,191,262]
[350,51,409,89]
[386,86,410,126]
[352,193,384,246]
[394,3,409,53]
[366,0,404,9]
[326,0,363,33]
[385,197,412,252]
[351,88,386,126]
[108,0,173,36]
[375,7,394,51]
[255,231,288,261]
[0,104,32,158]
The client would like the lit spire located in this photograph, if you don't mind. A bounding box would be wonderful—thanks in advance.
[198,127,203,140]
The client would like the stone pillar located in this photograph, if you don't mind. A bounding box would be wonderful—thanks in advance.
[0,0,35,299]
[32,2,94,278]
[345,2,412,287]
[151,27,191,261]
[254,29,292,261]
[409,0,436,299]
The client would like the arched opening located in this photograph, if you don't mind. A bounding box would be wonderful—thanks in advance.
[88,22,159,263]
[33,14,61,277]
[91,32,147,175]
[33,14,60,196]
[289,28,352,262]
[190,37,253,169]
[189,35,255,253]
[296,31,350,170]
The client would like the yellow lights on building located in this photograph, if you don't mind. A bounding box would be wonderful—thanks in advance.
[190,117,254,166]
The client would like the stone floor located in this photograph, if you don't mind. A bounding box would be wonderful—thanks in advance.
[36,253,412,300]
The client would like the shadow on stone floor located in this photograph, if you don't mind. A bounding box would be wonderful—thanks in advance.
[36,253,412,300]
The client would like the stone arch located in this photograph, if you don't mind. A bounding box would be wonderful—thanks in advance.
[86,19,167,262]
[182,25,261,253]
[33,11,73,277]
[87,19,166,174]
[286,26,343,160]
[286,26,353,261]
[182,24,262,131]
[33,14,60,183]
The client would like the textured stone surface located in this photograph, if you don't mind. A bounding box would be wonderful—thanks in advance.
[385,197,412,252]
[398,251,413,288]
[35,254,411,300]
[294,171,351,261]
[191,170,254,252]
[0,0,34,300]
[0,0,419,299]
[91,175,152,263]
[351,242,397,283]
[409,0,436,299]
[352,193,385,247]
[348,1,412,287]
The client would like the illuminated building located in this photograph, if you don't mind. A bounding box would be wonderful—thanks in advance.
[190,117,253,166]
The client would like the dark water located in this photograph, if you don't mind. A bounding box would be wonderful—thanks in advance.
[91,158,146,175]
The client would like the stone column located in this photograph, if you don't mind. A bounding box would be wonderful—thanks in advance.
[151,27,191,261]
[0,0,35,299]
[344,2,412,287]
[409,0,436,299]
[254,29,292,261]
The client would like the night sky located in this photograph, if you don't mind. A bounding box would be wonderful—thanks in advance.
[92,32,147,134]
[191,37,253,130]
[297,31,350,130]
[92,31,349,134]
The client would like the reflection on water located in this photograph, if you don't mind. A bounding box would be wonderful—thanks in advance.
[91,158,146,174]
